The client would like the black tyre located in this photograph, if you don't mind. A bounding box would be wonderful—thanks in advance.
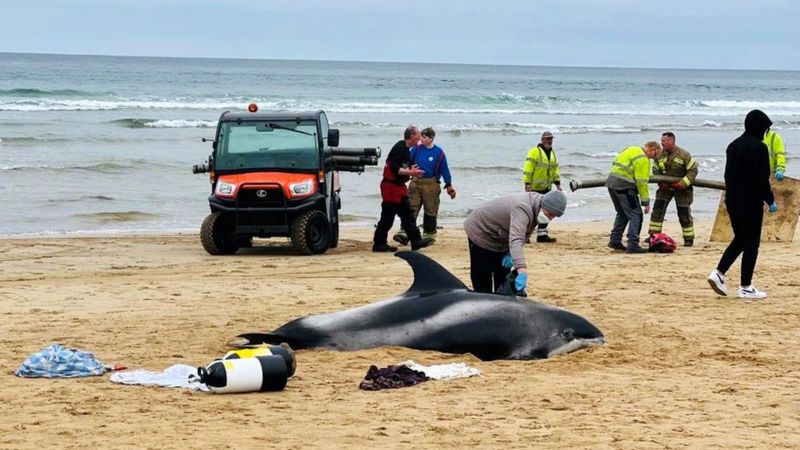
[329,201,340,249]
[290,210,331,255]
[200,212,240,255]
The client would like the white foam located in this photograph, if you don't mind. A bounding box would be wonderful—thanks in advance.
[4,96,800,116]
[143,119,217,128]
[701,99,800,109]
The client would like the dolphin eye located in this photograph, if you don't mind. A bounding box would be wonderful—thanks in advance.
[561,328,575,340]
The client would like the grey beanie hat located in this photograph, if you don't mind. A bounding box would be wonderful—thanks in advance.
[541,190,567,217]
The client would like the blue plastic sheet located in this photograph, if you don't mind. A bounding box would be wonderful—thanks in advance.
[16,344,106,378]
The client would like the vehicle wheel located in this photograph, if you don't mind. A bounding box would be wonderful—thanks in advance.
[200,212,240,255]
[290,210,331,255]
[329,201,339,249]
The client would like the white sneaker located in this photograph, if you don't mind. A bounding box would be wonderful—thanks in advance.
[737,286,767,299]
[707,270,727,296]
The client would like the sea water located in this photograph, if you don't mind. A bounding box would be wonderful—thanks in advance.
[1,52,798,235]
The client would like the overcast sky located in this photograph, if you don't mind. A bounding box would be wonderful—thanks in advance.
[3,0,799,70]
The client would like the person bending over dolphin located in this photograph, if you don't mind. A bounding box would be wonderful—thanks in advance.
[464,190,567,294]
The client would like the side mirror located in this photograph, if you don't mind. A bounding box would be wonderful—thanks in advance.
[328,129,340,148]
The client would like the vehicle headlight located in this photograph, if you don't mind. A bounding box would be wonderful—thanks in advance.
[289,179,314,197]
[215,181,236,196]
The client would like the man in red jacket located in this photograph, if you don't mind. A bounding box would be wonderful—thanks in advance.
[372,126,433,252]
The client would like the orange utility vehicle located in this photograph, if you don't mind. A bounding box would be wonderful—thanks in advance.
[193,105,379,255]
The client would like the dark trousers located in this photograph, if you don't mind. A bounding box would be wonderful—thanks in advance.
[609,188,643,247]
[649,187,694,240]
[534,188,551,235]
[373,197,422,245]
[717,202,763,286]
[468,239,510,294]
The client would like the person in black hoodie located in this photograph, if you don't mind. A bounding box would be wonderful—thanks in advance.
[707,109,778,299]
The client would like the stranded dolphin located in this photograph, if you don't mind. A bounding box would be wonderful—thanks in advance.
[232,251,605,361]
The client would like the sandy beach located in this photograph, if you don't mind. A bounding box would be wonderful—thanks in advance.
[2,220,799,449]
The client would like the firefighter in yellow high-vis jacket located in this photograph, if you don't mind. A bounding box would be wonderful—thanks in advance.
[607,141,662,253]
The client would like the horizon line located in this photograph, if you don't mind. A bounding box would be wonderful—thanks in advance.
[1,50,797,74]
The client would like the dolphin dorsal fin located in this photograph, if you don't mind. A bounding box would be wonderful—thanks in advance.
[394,251,468,294]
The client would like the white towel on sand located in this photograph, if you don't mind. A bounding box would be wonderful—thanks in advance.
[398,360,481,380]
[110,364,209,391]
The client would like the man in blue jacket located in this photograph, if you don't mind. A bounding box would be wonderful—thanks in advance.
[393,127,456,245]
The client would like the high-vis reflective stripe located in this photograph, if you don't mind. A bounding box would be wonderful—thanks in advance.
[682,226,695,238]
[655,148,697,187]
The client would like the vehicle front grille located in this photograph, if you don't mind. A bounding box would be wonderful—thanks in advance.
[237,187,285,208]
[238,212,287,227]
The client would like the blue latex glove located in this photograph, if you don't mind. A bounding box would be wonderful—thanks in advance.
[776,170,785,181]
[501,253,513,269]
[769,201,778,213]
[514,272,528,292]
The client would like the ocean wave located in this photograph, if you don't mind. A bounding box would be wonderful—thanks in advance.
[331,119,773,135]
[0,134,173,146]
[691,99,800,109]
[42,195,115,205]
[336,121,643,135]
[4,94,800,116]
[112,118,217,128]
[0,98,255,112]
[1,160,180,173]
[697,158,722,172]
[0,136,73,145]
[437,208,475,219]
[439,93,578,106]
[338,213,374,222]
[330,120,407,128]
[72,211,161,223]
[452,165,520,174]
[0,88,108,97]
[569,151,619,159]
[560,164,601,171]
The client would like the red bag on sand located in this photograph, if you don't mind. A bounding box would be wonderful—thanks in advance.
[649,233,677,253]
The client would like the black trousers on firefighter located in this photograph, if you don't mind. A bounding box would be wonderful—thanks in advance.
[648,187,694,242]
[468,239,510,294]
[716,201,763,287]
[373,197,422,246]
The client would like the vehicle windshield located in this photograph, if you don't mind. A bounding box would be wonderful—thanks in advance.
[215,120,319,171]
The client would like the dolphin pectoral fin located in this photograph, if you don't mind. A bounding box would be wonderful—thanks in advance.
[229,332,284,348]
[394,251,469,294]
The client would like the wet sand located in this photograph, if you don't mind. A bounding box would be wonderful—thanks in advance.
[1,221,799,449]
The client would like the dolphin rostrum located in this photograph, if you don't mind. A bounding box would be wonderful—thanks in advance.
[232,251,605,361]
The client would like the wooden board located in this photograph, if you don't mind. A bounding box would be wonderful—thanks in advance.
[710,176,800,242]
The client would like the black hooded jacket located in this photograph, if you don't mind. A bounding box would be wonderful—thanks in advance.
[724,109,775,208]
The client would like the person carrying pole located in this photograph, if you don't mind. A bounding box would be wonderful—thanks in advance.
[606,141,662,253]
[648,132,699,246]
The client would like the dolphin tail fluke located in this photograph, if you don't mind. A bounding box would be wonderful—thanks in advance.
[394,251,468,294]
[229,332,285,348]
